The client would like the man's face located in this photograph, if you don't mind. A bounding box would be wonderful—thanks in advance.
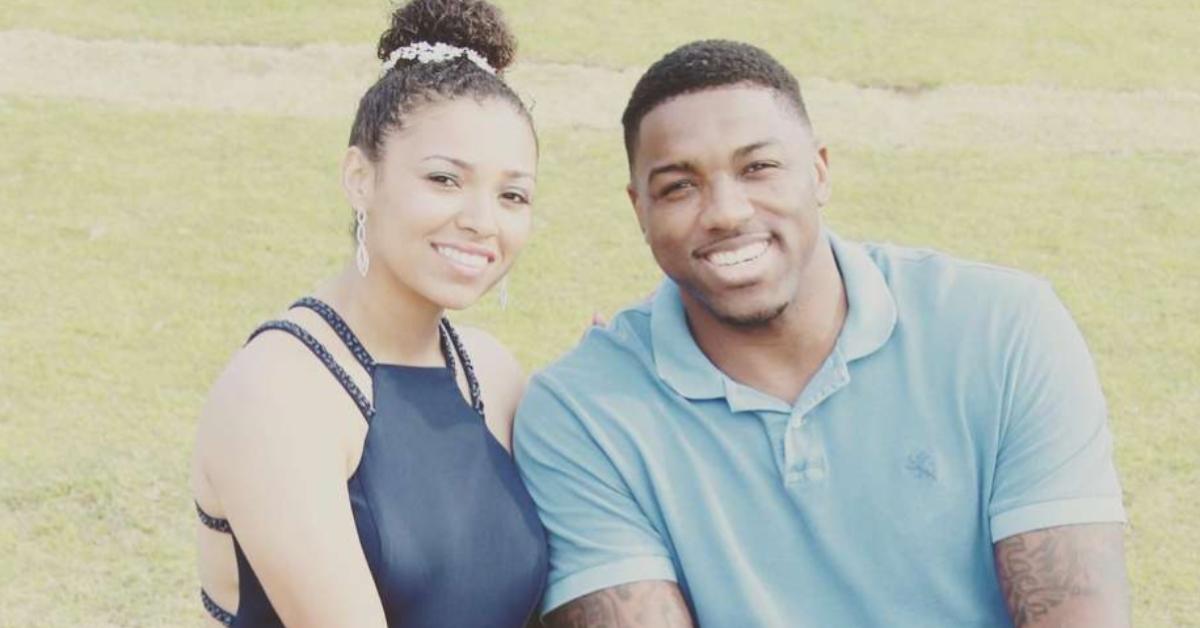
[628,85,830,327]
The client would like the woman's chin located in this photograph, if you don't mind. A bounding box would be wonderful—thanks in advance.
[425,286,490,312]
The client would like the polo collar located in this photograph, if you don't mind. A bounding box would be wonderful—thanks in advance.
[828,231,897,363]
[650,279,727,401]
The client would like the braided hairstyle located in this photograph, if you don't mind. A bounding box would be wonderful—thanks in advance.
[620,39,810,164]
[348,0,531,163]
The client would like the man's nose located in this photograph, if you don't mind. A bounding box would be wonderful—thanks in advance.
[700,176,754,231]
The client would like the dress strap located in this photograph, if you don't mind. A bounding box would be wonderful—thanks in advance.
[195,502,232,534]
[246,320,375,421]
[290,297,376,373]
[439,319,485,417]
[201,588,235,626]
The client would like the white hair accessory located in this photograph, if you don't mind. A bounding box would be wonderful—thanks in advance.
[381,41,497,76]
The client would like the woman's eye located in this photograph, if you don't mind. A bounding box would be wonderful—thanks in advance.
[428,173,459,188]
[502,191,531,205]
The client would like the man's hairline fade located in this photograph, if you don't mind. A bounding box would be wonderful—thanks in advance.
[623,83,813,176]
[620,39,813,173]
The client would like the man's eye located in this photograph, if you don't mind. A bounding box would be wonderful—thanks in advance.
[744,161,778,175]
[659,180,694,198]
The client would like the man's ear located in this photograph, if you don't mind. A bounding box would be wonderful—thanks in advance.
[627,182,650,243]
[342,146,375,213]
[813,144,831,207]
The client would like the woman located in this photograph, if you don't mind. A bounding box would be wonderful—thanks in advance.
[190,0,546,625]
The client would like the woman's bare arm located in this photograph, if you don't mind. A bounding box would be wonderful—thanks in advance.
[197,334,386,627]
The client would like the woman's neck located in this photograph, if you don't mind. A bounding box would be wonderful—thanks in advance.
[315,263,447,367]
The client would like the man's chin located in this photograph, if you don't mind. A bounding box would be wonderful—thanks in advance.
[679,281,789,329]
[712,302,789,328]
[700,292,789,328]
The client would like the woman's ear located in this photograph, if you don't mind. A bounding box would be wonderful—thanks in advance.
[342,146,376,212]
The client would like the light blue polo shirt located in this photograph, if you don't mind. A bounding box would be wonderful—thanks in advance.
[513,232,1125,627]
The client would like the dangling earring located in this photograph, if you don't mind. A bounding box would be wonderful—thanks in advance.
[498,275,509,310]
[355,207,369,277]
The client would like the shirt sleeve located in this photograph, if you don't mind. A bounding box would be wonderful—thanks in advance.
[513,374,677,616]
[988,281,1127,542]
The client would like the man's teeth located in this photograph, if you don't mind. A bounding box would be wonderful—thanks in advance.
[706,241,769,267]
[436,246,489,269]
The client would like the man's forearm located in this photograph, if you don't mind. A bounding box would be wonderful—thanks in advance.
[544,580,694,628]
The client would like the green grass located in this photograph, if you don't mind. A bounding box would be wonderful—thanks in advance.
[2,0,1198,91]
[2,0,1198,624]
[1,94,1196,624]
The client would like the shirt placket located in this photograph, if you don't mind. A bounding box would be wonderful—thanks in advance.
[781,349,850,485]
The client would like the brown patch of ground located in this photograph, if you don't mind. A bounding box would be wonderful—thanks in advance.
[2,30,1197,153]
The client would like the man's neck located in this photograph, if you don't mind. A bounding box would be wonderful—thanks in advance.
[684,242,847,405]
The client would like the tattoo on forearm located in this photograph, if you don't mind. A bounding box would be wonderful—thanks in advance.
[545,581,693,628]
[994,524,1127,627]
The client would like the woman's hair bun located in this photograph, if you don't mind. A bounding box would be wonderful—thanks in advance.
[377,0,517,74]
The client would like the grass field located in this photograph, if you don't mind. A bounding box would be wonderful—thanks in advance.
[3,0,1198,91]
[1,1,1197,625]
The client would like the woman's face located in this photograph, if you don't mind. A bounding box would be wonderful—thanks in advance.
[350,97,537,310]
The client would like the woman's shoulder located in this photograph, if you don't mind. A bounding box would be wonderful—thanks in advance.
[206,327,330,413]
[195,322,369,481]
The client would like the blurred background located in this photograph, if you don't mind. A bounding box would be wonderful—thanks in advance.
[0,1,1196,624]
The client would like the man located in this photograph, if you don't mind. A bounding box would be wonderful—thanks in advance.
[514,40,1129,627]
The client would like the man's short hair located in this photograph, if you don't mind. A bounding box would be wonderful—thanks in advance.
[621,39,811,165]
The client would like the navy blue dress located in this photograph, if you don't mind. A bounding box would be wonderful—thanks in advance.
[197,297,547,627]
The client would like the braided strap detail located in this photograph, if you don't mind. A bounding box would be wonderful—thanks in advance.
[195,502,231,534]
[247,321,375,421]
[290,297,376,373]
[201,588,235,626]
[440,319,485,417]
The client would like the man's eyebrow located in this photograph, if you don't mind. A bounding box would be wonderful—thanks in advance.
[734,140,777,158]
[647,162,697,182]
[646,142,779,182]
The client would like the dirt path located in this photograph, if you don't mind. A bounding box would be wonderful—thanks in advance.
[2,29,1198,153]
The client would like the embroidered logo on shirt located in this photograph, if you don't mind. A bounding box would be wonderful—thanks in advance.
[905,450,939,482]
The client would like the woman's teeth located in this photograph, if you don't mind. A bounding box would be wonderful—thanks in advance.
[436,246,489,269]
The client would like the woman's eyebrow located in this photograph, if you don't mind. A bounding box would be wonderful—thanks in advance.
[422,155,533,180]
[421,154,472,170]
